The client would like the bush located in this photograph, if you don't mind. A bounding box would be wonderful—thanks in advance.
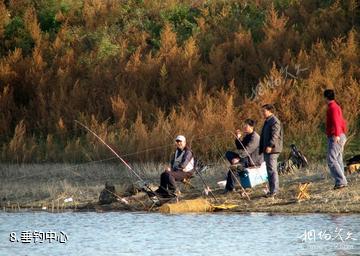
[4,16,34,55]
[0,0,359,163]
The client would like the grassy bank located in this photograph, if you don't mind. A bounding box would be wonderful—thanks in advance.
[219,165,360,214]
[0,162,159,209]
[1,162,359,214]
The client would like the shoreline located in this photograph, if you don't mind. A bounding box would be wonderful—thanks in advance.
[2,187,359,215]
[2,204,360,215]
[1,163,359,215]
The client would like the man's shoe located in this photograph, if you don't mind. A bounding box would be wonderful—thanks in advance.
[333,184,347,190]
[265,192,277,198]
[222,188,236,194]
[145,190,156,198]
[154,188,176,198]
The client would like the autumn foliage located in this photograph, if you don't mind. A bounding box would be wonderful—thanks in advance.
[0,0,359,163]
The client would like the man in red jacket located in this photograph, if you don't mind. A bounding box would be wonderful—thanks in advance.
[324,89,347,189]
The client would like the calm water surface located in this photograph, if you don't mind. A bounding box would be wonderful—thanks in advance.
[0,211,359,256]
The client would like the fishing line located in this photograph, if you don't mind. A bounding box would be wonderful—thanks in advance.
[226,130,269,191]
[211,139,251,200]
[74,120,166,205]
[75,120,145,182]
[2,129,228,183]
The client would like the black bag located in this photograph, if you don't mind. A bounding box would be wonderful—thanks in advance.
[346,155,360,173]
[278,144,308,175]
[98,182,117,205]
[346,155,360,165]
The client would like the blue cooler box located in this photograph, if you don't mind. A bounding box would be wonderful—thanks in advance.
[239,162,268,188]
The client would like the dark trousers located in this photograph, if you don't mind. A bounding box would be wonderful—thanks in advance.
[225,163,246,191]
[225,151,249,166]
[225,151,240,164]
[264,153,279,194]
[225,169,238,191]
[225,151,248,191]
[158,170,192,194]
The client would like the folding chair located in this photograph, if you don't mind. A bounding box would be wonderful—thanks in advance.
[297,182,310,200]
[180,159,208,191]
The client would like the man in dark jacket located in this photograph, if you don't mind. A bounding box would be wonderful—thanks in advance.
[324,89,347,189]
[224,119,263,192]
[260,104,283,197]
[155,135,194,197]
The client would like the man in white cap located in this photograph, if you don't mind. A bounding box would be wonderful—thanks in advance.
[155,135,194,197]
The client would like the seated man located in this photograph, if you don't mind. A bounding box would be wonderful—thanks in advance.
[155,135,194,197]
[224,119,264,192]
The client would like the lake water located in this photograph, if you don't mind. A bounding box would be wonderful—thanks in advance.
[0,211,359,256]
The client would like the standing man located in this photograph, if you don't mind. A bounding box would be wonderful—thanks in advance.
[324,89,347,189]
[155,135,194,197]
[260,104,283,197]
[224,119,263,193]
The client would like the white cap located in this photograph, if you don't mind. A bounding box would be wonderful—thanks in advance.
[175,135,186,142]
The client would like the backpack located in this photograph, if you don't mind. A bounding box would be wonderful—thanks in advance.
[98,182,118,205]
[278,144,308,175]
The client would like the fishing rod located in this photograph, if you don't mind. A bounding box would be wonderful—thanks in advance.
[209,140,251,200]
[193,161,218,202]
[227,130,269,191]
[8,130,230,183]
[104,188,129,205]
[228,130,257,167]
[74,120,158,199]
[75,120,180,202]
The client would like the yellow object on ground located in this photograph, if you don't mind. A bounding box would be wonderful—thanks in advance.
[212,204,238,211]
[297,182,310,200]
[159,198,213,213]
[347,164,360,174]
[159,198,239,213]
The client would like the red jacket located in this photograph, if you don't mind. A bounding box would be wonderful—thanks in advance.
[326,100,346,137]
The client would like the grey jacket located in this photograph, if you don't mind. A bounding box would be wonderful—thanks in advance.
[235,131,263,167]
[259,115,283,154]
